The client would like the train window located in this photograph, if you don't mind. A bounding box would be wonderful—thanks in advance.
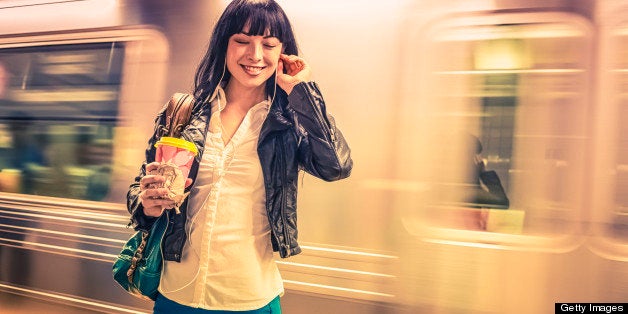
[397,14,593,241]
[0,42,123,201]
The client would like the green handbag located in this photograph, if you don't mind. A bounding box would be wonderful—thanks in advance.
[112,211,169,301]
[112,93,194,301]
[113,93,194,301]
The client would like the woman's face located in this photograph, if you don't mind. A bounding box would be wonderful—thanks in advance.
[225,26,283,92]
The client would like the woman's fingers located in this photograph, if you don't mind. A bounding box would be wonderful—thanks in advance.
[140,193,173,217]
[142,185,169,198]
[146,161,160,172]
[277,54,312,94]
[140,189,174,217]
[140,175,162,190]
[279,54,307,76]
[139,166,175,217]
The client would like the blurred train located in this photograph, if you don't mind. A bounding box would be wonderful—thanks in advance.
[0,0,627,313]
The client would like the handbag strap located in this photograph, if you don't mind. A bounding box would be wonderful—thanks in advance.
[126,230,149,283]
[160,93,194,138]
[128,94,193,284]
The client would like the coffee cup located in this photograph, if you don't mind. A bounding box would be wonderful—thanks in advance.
[154,137,198,178]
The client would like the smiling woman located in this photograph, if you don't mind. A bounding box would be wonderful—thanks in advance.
[124,0,353,313]
[226,31,281,91]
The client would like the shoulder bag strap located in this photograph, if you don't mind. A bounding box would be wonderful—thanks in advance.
[164,93,194,138]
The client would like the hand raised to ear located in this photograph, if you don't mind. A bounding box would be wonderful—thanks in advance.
[277,54,312,95]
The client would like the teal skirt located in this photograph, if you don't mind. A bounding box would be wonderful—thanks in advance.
[153,294,281,314]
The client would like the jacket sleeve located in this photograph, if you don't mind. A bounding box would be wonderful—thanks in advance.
[287,81,353,181]
[126,105,168,231]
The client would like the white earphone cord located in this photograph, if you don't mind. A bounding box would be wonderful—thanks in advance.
[161,60,227,294]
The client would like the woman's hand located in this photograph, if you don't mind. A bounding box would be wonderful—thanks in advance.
[139,162,174,217]
[277,54,312,95]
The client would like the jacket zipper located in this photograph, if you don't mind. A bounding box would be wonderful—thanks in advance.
[277,141,290,257]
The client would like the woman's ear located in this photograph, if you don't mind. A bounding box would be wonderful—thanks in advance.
[277,56,284,74]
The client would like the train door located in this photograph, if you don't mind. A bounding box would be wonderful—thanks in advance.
[394,10,597,313]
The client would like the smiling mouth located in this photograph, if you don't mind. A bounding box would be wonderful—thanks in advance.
[242,65,265,75]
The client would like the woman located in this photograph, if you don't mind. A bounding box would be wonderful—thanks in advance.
[126,0,353,313]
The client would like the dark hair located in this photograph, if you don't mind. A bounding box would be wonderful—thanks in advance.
[193,0,298,105]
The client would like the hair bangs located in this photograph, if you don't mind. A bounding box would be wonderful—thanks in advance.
[231,2,289,43]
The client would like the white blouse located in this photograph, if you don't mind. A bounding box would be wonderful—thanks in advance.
[159,87,283,310]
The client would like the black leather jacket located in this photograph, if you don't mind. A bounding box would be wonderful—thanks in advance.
[127,82,353,261]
